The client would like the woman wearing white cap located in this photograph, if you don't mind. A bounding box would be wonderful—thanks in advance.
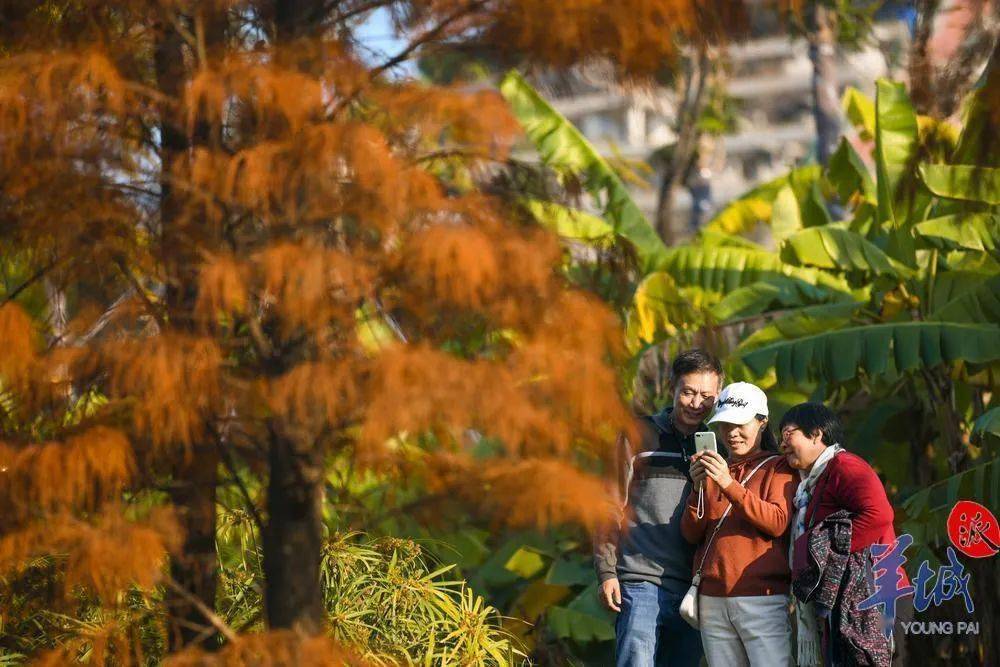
[679,382,797,666]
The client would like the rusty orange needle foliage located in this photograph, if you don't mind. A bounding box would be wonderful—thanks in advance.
[0,0,746,661]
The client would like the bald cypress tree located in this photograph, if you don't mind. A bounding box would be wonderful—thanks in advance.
[0,0,745,661]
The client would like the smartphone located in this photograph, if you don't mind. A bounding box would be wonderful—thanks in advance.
[694,431,717,455]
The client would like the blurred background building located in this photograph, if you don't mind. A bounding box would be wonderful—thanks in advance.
[407,0,995,241]
[528,3,917,237]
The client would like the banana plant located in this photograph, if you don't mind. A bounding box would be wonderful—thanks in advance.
[529,62,997,495]
[501,69,718,359]
[503,65,999,382]
[499,70,670,275]
[502,64,998,429]
[726,67,1000,536]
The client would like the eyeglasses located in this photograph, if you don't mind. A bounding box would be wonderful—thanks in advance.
[780,427,801,442]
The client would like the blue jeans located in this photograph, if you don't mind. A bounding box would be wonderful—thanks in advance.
[616,581,703,667]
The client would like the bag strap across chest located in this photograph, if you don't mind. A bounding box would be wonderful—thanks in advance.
[694,455,779,577]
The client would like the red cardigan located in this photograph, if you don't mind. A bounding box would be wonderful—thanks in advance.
[806,451,900,554]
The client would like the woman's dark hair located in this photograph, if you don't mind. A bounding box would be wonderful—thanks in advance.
[756,415,780,452]
[778,402,844,448]
[669,349,724,388]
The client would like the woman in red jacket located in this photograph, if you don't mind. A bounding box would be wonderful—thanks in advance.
[779,402,912,667]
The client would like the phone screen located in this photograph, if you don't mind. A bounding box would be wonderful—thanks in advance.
[694,431,717,455]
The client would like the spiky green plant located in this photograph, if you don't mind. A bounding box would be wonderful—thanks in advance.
[217,506,525,666]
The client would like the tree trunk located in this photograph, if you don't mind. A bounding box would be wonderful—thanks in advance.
[909,0,941,116]
[807,3,842,166]
[155,11,226,651]
[655,48,709,244]
[166,448,221,650]
[263,422,325,631]
[44,278,67,345]
[918,1,998,118]
[273,0,317,40]
[259,0,328,633]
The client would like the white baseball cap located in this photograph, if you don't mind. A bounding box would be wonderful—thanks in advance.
[708,382,768,426]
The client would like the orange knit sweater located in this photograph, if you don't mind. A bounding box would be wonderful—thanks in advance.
[680,451,797,597]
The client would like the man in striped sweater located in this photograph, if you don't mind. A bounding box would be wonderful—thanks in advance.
[594,349,723,667]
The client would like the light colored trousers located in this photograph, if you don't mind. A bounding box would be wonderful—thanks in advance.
[698,594,793,667]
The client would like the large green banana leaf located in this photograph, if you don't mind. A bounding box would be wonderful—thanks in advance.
[702,165,822,237]
[800,179,835,229]
[500,70,669,273]
[843,397,912,488]
[546,584,615,643]
[522,199,615,241]
[712,276,864,322]
[626,271,708,348]
[973,407,1000,440]
[544,557,593,587]
[930,275,1000,323]
[657,245,850,294]
[734,304,860,354]
[874,79,917,219]
[928,254,1000,312]
[770,184,803,245]
[780,225,912,277]
[841,86,876,141]
[828,137,876,205]
[919,164,1000,205]
[701,195,773,237]
[915,213,999,252]
[874,79,919,264]
[697,228,765,249]
[742,321,1000,384]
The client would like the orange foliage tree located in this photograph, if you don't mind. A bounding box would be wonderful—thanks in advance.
[0,0,745,661]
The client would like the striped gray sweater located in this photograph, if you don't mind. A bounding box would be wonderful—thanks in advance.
[594,408,702,593]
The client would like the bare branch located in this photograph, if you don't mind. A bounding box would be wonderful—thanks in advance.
[331,0,396,26]
[47,289,135,350]
[330,0,487,117]
[165,576,238,643]
[114,260,167,331]
[369,0,487,79]
[215,434,266,531]
[1,255,68,308]
[413,148,499,164]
